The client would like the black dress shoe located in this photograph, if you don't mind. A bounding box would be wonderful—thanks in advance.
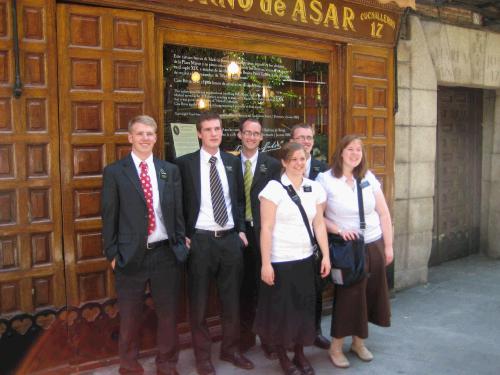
[220,351,254,370]
[196,360,216,375]
[313,334,330,349]
[293,355,315,375]
[261,343,278,360]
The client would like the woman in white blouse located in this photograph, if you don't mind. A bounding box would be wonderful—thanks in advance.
[253,142,330,375]
[316,135,393,368]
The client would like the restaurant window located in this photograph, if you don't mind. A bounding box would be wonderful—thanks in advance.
[163,44,329,161]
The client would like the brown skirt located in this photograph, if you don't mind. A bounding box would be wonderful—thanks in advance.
[330,237,391,339]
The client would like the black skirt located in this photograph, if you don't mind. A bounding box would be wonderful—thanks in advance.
[253,255,316,347]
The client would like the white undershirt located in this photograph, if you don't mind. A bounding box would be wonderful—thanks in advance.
[316,169,382,243]
[130,152,168,243]
[195,148,234,231]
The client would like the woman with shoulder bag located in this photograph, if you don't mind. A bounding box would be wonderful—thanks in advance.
[316,135,394,368]
[254,142,330,375]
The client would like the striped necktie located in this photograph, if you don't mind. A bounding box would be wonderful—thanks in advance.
[244,159,253,221]
[209,156,228,227]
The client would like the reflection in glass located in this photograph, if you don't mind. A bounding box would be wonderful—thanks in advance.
[163,45,329,161]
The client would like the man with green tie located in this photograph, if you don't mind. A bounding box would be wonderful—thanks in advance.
[237,118,281,359]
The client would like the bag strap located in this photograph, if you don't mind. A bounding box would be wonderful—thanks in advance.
[356,178,366,231]
[280,182,316,247]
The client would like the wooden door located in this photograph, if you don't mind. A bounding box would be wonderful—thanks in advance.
[56,2,157,364]
[430,87,482,266]
[345,44,395,287]
[0,0,66,372]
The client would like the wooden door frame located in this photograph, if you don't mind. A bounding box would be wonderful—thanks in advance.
[155,17,341,162]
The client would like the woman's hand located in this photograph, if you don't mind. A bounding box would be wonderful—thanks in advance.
[341,230,359,241]
[385,245,394,266]
[261,263,275,286]
[320,256,331,278]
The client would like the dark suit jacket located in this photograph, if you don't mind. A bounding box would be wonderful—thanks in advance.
[101,154,185,268]
[309,157,329,180]
[176,149,245,238]
[240,152,281,230]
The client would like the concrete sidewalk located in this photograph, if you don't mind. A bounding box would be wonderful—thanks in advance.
[85,254,500,375]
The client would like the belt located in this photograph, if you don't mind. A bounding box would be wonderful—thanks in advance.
[146,240,169,250]
[194,228,235,238]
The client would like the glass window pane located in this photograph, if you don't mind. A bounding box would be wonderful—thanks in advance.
[163,44,329,161]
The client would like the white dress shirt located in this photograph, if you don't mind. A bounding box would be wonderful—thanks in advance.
[316,169,382,243]
[131,152,168,243]
[259,173,326,263]
[195,148,235,231]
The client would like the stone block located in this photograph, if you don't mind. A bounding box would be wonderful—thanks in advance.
[444,25,474,85]
[408,197,434,233]
[397,40,410,62]
[395,162,409,199]
[411,89,437,127]
[395,88,410,126]
[410,18,437,90]
[469,29,487,85]
[407,230,433,269]
[490,154,500,182]
[394,199,409,235]
[395,125,410,163]
[410,126,436,162]
[394,266,428,290]
[409,162,435,198]
[394,233,408,271]
[484,33,500,88]
[487,211,500,258]
[489,181,500,212]
[398,62,410,89]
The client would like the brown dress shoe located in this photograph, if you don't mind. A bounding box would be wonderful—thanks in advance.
[220,351,254,370]
[196,360,216,375]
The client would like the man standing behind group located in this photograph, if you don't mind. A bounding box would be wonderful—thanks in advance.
[290,123,330,349]
[176,112,254,375]
[101,115,185,375]
[237,118,281,358]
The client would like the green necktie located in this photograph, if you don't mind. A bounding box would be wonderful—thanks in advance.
[244,159,253,221]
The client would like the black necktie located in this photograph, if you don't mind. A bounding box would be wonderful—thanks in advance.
[209,156,228,227]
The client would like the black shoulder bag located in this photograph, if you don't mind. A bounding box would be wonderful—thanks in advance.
[280,183,322,274]
[329,178,367,286]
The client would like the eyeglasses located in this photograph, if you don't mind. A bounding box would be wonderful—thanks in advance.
[242,130,262,138]
[294,136,313,141]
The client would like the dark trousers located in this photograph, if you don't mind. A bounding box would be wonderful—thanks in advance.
[240,223,261,348]
[115,244,181,372]
[188,231,243,362]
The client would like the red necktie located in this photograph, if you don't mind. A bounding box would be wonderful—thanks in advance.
[139,161,156,235]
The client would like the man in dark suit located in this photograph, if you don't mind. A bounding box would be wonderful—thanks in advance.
[290,123,330,349]
[101,115,186,375]
[237,118,281,358]
[176,112,254,375]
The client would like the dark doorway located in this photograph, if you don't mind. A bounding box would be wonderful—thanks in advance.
[430,87,483,266]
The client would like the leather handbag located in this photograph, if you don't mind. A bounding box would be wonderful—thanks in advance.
[280,183,322,273]
[329,177,367,286]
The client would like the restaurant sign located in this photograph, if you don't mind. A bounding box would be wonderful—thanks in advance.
[164,0,401,44]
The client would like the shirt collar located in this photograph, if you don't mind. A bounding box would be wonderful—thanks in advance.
[280,173,306,189]
[200,148,221,164]
[131,152,153,168]
[241,150,258,165]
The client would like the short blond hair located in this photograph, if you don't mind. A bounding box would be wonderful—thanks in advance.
[128,115,157,133]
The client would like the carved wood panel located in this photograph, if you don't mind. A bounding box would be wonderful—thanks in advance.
[0,0,64,317]
[346,44,394,208]
[57,3,156,309]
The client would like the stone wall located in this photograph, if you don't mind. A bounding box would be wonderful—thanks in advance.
[394,16,500,290]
